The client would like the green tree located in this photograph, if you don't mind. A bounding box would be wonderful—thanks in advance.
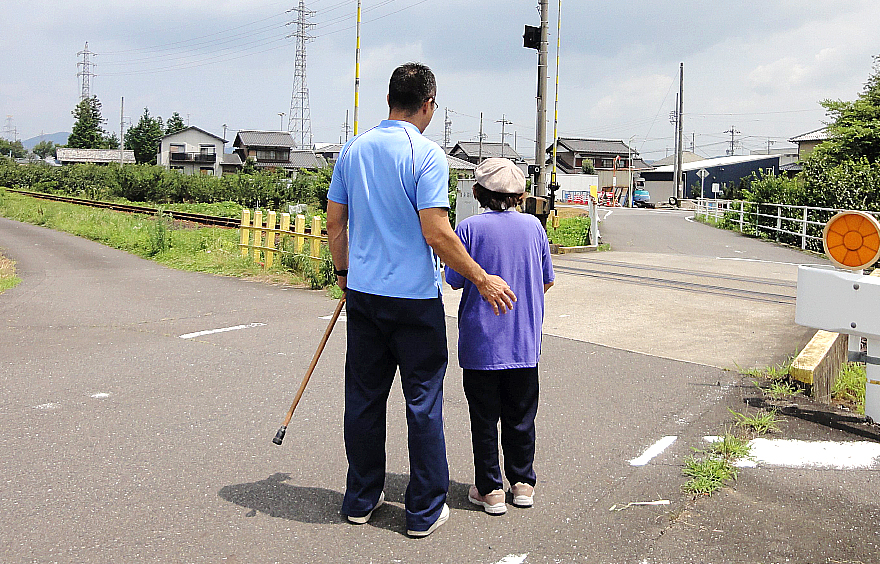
[0,139,27,158]
[125,108,164,165]
[581,159,596,175]
[32,140,56,159]
[165,112,186,135]
[68,96,107,149]
[104,132,120,150]
[814,55,880,166]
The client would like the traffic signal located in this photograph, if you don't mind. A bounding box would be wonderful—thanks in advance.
[523,25,540,50]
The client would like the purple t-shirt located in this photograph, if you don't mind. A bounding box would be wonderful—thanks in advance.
[445,210,554,370]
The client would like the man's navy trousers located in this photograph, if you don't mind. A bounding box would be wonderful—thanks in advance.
[341,289,449,533]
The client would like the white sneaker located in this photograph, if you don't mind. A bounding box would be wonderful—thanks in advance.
[468,485,508,515]
[511,483,534,507]
[347,491,385,524]
[407,503,449,537]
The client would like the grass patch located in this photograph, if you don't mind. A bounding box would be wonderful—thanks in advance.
[682,431,752,496]
[730,408,782,434]
[546,216,591,247]
[832,362,866,414]
[0,190,314,286]
[682,454,739,496]
[739,359,791,381]
[0,254,21,293]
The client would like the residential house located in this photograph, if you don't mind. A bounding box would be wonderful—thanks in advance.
[57,148,135,165]
[314,143,344,164]
[640,154,782,202]
[547,138,651,190]
[448,141,523,164]
[233,131,325,174]
[157,126,226,176]
[789,127,829,161]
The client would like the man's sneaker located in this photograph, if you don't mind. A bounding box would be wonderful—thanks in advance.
[467,485,507,515]
[511,482,534,507]
[347,491,385,524]
[407,503,449,537]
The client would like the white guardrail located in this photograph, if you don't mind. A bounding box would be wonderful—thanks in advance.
[693,199,880,252]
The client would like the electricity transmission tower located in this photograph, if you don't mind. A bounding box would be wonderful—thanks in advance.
[77,42,96,102]
[287,1,314,148]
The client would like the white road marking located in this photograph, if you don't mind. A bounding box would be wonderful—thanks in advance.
[495,555,528,564]
[737,438,880,469]
[714,257,811,266]
[629,436,677,466]
[90,393,110,399]
[179,322,266,340]
[33,403,61,410]
[684,215,696,223]
[602,210,614,220]
[318,314,347,321]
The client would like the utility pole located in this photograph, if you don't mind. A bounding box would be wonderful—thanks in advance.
[767,139,775,154]
[497,114,512,158]
[119,97,124,165]
[287,0,314,147]
[674,62,684,201]
[533,0,550,197]
[343,110,351,142]
[444,108,452,152]
[353,0,362,136]
[670,93,680,201]
[724,125,740,156]
[478,112,484,163]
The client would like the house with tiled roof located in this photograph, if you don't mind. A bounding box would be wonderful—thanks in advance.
[449,141,523,164]
[789,127,829,161]
[547,137,650,191]
[233,131,325,173]
[157,126,226,176]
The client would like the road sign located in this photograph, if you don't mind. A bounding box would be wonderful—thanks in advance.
[712,183,721,193]
[823,211,880,270]
[697,168,709,180]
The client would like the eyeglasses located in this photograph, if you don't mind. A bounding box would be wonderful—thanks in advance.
[429,98,438,111]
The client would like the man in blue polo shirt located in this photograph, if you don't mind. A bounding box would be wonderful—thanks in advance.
[326,62,516,537]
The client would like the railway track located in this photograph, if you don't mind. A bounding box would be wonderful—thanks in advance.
[553,256,797,305]
[6,189,241,228]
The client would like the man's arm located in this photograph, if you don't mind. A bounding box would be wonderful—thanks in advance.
[326,200,349,290]
[419,207,516,315]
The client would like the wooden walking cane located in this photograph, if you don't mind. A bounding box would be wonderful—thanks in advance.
[272,293,346,445]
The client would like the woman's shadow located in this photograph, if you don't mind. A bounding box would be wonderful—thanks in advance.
[218,472,478,534]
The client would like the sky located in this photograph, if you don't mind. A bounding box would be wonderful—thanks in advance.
[1,0,879,162]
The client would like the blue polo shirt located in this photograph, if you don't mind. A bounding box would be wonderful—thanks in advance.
[328,120,450,299]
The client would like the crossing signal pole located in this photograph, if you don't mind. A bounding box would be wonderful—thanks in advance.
[524,0,549,197]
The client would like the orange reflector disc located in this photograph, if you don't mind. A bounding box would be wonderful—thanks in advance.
[823,211,880,270]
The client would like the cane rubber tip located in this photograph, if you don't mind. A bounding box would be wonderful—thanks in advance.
[272,427,286,445]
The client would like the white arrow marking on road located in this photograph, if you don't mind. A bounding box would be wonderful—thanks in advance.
[629,436,677,466]
[179,323,266,340]
[737,438,880,469]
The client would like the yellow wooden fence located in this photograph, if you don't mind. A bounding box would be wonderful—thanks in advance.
[238,209,327,268]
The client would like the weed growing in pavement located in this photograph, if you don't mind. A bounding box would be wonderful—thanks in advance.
[730,408,782,434]
[705,431,752,460]
[832,362,867,414]
[766,380,803,399]
[738,359,792,381]
[681,431,752,496]
[682,454,739,496]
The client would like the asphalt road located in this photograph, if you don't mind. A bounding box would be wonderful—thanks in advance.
[1,209,879,564]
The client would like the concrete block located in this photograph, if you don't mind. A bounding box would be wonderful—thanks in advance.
[790,330,848,403]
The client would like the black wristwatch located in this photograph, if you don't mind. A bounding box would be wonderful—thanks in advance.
[334,268,348,277]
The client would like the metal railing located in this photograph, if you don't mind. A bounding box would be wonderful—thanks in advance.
[170,152,216,163]
[693,198,880,253]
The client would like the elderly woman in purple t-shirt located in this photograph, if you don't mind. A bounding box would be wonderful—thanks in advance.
[445,158,555,515]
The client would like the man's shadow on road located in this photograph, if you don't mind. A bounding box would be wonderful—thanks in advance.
[219,472,477,534]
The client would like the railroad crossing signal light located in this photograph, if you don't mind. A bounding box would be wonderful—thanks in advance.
[823,211,880,270]
[523,25,540,50]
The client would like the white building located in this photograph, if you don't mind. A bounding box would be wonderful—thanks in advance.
[157,127,234,176]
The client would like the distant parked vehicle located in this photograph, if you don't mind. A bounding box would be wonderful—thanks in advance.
[633,188,651,207]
